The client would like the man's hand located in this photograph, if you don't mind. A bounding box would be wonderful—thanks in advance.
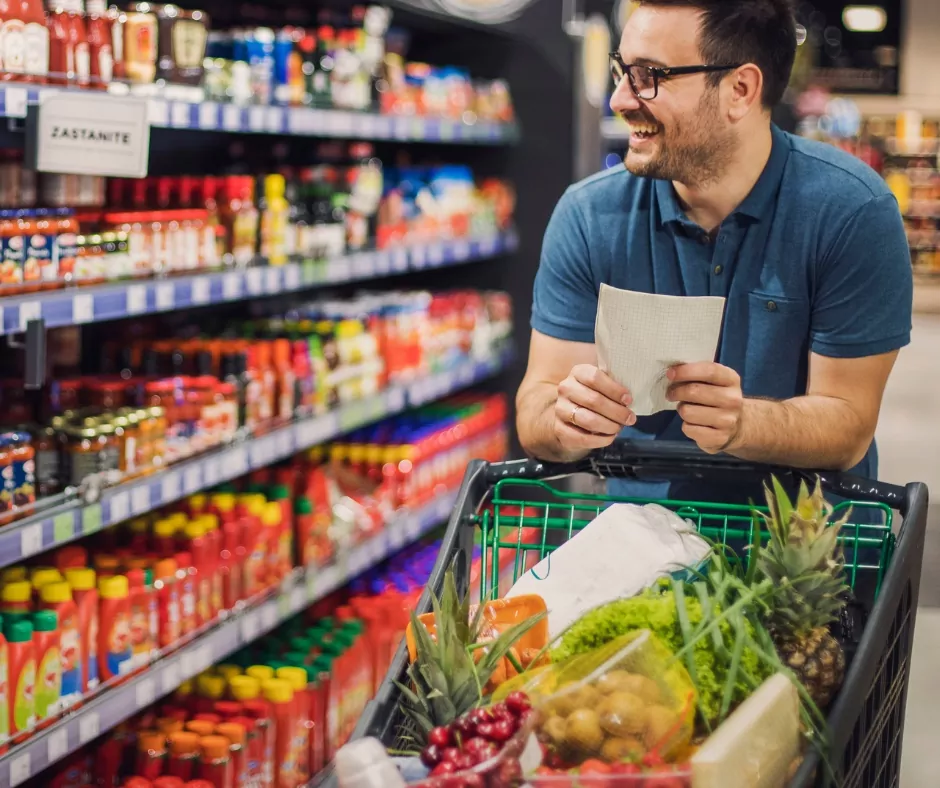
[667,362,744,454]
[553,364,637,452]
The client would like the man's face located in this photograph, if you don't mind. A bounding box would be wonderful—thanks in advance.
[611,5,737,186]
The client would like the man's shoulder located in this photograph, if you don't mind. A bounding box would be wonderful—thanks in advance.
[783,132,894,206]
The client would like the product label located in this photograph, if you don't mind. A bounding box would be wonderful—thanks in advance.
[162,587,180,646]
[0,234,25,286]
[172,19,208,72]
[180,576,195,632]
[105,610,132,677]
[26,233,58,283]
[56,232,78,281]
[129,599,150,667]
[12,655,36,733]
[75,42,90,86]
[59,611,82,703]
[35,645,62,721]
[24,22,49,77]
[87,606,99,690]
[95,45,114,84]
[96,442,121,475]
[0,19,27,75]
[147,595,158,657]
[0,643,8,741]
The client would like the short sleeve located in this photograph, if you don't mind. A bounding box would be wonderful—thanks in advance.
[531,189,599,343]
[810,194,913,358]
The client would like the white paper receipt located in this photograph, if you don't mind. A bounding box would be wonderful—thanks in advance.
[595,284,726,416]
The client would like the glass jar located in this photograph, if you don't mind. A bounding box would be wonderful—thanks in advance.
[87,380,127,411]
[96,421,122,481]
[131,406,154,473]
[148,405,168,470]
[66,426,104,487]
[31,423,61,498]
[111,412,139,478]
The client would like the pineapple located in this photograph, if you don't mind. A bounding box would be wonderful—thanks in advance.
[396,568,545,749]
[755,476,850,708]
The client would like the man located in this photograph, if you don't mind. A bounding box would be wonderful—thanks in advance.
[516,0,912,498]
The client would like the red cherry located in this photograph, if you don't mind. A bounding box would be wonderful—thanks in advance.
[453,752,475,771]
[452,715,477,739]
[441,746,461,764]
[421,744,443,767]
[468,707,494,727]
[505,691,531,716]
[489,719,515,742]
[431,761,457,776]
[460,774,485,788]
[465,739,498,764]
[490,702,513,720]
[429,726,453,748]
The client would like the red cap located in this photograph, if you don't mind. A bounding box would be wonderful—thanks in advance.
[124,779,153,788]
[153,780,185,788]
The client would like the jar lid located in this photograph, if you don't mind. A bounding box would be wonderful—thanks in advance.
[32,609,57,631]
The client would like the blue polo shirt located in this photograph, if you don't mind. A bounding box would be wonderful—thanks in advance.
[532,125,913,502]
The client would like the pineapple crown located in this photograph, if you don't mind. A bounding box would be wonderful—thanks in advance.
[754,476,851,638]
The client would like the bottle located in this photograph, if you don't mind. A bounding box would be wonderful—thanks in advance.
[97,574,132,681]
[276,667,310,785]
[0,581,32,623]
[261,679,296,788]
[38,582,81,711]
[0,618,7,753]
[136,730,168,782]
[175,551,197,637]
[184,522,211,626]
[268,483,294,576]
[66,0,89,87]
[260,174,289,266]
[167,731,201,782]
[84,0,112,88]
[260,503,283,587]
[17,0,51,82]
[198,735,234,788]
[215,722,248,788]
[5,618,36,742]
[153,558,181,648]
[126,568,153,671]
[230,676,274,788]
[63,567,98,693]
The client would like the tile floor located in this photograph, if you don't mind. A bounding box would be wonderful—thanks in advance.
[876,313,940,787]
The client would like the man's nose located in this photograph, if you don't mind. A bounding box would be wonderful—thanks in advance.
[609,78,642,115]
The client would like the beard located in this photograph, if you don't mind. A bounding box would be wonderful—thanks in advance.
[622,87,737,187]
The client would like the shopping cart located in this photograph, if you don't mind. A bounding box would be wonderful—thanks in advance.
[323,441,929,788]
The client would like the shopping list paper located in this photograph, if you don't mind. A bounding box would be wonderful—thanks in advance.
[595,284,726,416]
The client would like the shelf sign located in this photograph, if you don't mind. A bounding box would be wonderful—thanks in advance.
[28,93,151,178]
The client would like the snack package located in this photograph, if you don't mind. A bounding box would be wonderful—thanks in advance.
[500,631,696,767]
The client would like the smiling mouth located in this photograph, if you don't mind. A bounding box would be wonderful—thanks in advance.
[625,120,661,140]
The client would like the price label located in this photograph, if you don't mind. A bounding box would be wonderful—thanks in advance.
[247,106,264,132]
[10,753,31,787]
[479,236,497,256]
[428,244,444,266]
[374,115,393,138]
[275,430,292,458]
[436,493,454,521]
[290,585,305,613]
[284,265,301,290]
[53,512,74,544]
[326,259,344,282]
[203,461,220,488]
[373,251,391,275]
[277,593,291,619]
[79,711,100,744]
[162,660,181,693]
[411,246,427,269]
[246,268,264,294]
[386,386,407,413]
[191,277,211,305]
[18,300,40,332]
[72,293,94,323]
[20,522,43,557]
[180,650,197,678]
[155,282,175,311]
[264,267,280,293]
[249,441,268,468]
[171,102,191,128]
[147,98,169,126]
[261,604,277,631]
[161,473,181,503]
[440,120,455,141]
[453,240,471,260]
[109,490,129,524]
[411,117,426,139]
[352,253,374,279]
[240,611,260,643]
[391,248,408,273]
[48,727,69,762]
[199,102,218,130]
[394,117,410,139]
[5,86,27,117]
[222,272,243,300]
[405,513,422,540]
[136,677,155,708]
[305,568,318,600]
[309,412,340,445]
[127,284,147,315]
[196,644,213,672]
[265,107,282,133]
[301,259,318,284]
[131,485,151,515]
[295,420,316,448]
[225,447,248,477]
[183,467,202,495]
[81,503,102,535]
[222,104,242,131]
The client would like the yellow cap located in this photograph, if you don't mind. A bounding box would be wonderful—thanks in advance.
[329,445,347,463]
[40,581,73,605]
[183,522,206,540]
[246,496,266,518]
[31,568,63,589]
[246,665,275,683]
[265,173,286,198]
[98,575,129,599]
[168,512,189,529]
[129,517,150,535]
[1,567,28,585]
[276,666,308,693]
[210,494,235,513]
[261,678,293,704]
[153,519,177,539]
[216,664,243,681]
[198,675,226,700]
[347,445,365,464]
[199,514,219,532]
[228,675,261,701]
[262,502,281,528]
[176,679,194,697]
[189,493,207,513]
[64,568,97,591]
[2,581,31,604]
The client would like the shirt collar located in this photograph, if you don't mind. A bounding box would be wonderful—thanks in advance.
[655,123,791,227]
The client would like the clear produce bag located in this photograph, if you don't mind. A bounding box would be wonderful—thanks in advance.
[504,631,696,767]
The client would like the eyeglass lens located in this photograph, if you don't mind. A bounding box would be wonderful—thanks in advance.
[610,59,657,100]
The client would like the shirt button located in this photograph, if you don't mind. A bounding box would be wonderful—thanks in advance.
[713,265,723,275]
[766,300,778,312]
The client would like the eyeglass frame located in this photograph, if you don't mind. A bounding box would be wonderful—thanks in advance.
[609,52,743,100]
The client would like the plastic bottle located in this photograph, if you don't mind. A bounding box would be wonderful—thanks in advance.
[230,676,273,788]
[276,666,310,785]
[0,617,8,753]
[175,551,197,636]
[63,567,99,694]
[310,654,335,763]
[32,610,61,728]
[198,735,234,788]
[167,731,202,782]
[97,574,132,681]
[38,582,81,710]
[137,730,168,781]
[31,567,64,601]
[229,715,262,788]
[261,503,283,586]
[216,722,248,788]
[154,558,181,648]
[268,484,293,575]
[261,679,296,788]
[184,521,211,626]
[1,581,32,623]
[126,568,153,671]
[260,174,289,266]
[5,618,36,742]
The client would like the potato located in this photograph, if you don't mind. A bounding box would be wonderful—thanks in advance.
[595,669,638,695]
[601,735,646,762]
[644,704,681,749]
[564,708,604,754]
[541,715,567,748]
[598,691,648,737]
[618,673,662,705]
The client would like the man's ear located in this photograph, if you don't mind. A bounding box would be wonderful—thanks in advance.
[725,64,764,121]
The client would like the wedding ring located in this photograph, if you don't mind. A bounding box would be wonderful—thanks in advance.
[570,405,582,427]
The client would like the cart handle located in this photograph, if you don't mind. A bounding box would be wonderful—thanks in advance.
[487,440,908,508]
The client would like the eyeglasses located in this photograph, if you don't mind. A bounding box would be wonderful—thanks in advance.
[609,52,742,100]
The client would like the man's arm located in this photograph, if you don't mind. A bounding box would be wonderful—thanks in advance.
[516,330,635,463]
[667,351,898,470]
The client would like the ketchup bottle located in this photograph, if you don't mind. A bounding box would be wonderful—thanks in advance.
[84,0,113,88]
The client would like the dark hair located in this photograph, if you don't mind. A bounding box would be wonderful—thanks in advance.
[637,0,797,107]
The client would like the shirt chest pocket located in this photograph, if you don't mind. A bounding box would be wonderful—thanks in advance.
[743,291,811,399]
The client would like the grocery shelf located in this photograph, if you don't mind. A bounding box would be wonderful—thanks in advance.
[0,348,512,570]
[0,488,458,787]
[0,84,519,143]
[0,230,519,336]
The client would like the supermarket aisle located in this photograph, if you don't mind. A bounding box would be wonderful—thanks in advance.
[877,314,940,787]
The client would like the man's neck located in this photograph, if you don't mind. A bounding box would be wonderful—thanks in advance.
[672,123,774,233]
